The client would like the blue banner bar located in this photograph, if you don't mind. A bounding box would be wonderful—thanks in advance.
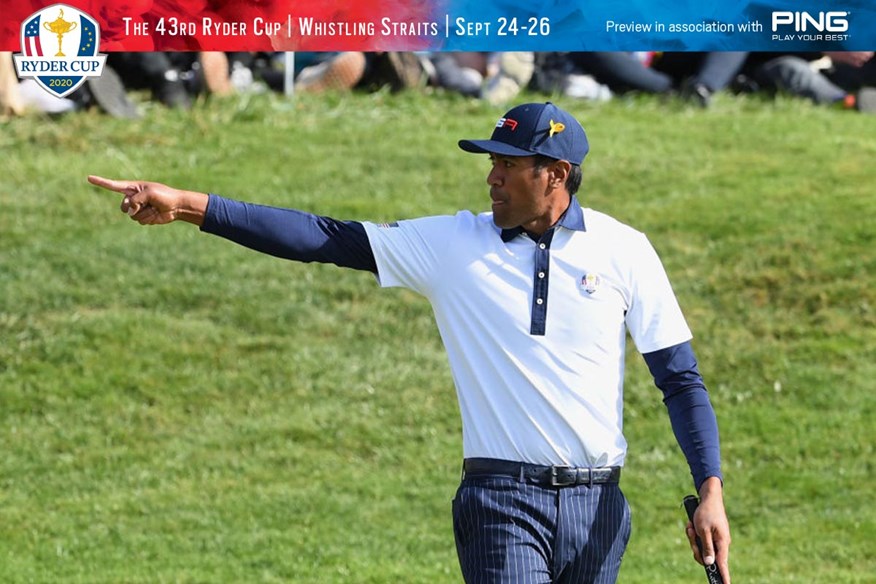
[435,0,874,51]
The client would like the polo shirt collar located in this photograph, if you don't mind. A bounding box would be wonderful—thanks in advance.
[500,195,587,242]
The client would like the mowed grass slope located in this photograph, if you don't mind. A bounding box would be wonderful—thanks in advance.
[1,90,874,583]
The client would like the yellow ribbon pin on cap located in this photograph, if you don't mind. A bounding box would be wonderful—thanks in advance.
[549,119,566,137]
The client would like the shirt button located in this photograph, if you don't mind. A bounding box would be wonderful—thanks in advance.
[536,298,544,305]
[539,243,546,250]
[538,272,545,279]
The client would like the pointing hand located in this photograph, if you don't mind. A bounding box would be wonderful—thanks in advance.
[88,175,208,226]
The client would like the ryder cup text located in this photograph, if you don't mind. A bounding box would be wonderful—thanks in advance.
[132,16,284,37]
[16,58,102,73]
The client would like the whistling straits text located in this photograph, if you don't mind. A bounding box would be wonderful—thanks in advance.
[296,17,440,37]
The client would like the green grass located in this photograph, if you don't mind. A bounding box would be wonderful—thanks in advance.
[1,88,875,583]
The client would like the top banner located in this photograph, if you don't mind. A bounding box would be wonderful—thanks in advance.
[2,0,874,52]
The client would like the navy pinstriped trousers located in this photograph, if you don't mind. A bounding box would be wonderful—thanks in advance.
[452,474,631,584]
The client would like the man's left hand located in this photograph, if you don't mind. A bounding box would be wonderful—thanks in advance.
[686,476,731,583]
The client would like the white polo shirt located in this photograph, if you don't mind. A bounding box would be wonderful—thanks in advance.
[362,199,691,468]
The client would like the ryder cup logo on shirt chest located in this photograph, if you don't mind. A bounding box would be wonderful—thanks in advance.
[13,4,106,98]
[580,272,601,294]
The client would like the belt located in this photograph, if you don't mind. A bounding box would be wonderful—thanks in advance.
[463,458,621,487]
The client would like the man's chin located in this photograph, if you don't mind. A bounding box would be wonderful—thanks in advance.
[491,203,509,224]
[492,217,514,230]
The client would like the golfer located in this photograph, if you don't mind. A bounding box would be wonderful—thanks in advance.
[90,102,731,584]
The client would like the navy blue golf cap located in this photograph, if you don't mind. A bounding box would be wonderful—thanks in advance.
[459,102,589,165]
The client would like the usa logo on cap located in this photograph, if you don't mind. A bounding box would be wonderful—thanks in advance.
[13,4,107,98]
[495,117,519,131]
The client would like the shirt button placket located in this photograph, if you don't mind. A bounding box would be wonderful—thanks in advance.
[530,231,554,336]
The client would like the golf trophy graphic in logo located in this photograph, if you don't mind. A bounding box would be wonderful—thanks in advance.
[45,8,78,57]
[13,3,106,98]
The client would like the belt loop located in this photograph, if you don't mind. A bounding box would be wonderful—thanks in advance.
[460,460,466,481]
[518,464,525,482]
[587,467,593,487]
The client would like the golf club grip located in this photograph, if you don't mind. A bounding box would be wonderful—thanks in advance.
[683,495,724,584]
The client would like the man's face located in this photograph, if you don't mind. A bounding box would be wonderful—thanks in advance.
[487,154,553,232]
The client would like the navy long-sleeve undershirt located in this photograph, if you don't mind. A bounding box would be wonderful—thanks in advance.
[642,342,723,490]
[201,194,722,489]
[201,194,377,272]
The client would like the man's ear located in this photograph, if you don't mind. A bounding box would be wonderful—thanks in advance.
[549,160,572,189]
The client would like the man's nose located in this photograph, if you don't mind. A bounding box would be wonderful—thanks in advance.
[487,166,502,186]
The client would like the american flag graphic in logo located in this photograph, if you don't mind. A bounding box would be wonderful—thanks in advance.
[22,15,43,57]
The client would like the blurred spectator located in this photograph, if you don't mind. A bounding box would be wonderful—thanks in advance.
[1,51,24,116]
[235,52,428,95]
[199,52,237,96]
[567,52,671,95]
[109,51,253,108]
[560,52,747,107]
[481,52,535,104]
[7,50,873,116]
[426,52,536,105]
[73,66,139,118]
[531,52,612,102]
[824,51,875,112]
[108,52,198,109]
[361,52,429,92]
[296,53,368,93]
[429,52,490,98]
[825,51,876,90]
[243,52,371,95]
[651,52,749,106]
[740,52,875,114]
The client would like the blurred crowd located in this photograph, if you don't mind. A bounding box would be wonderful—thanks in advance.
[2,50,875,118]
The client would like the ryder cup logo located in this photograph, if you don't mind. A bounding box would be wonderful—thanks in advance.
[13,4,106,98]
[580,273,601,294]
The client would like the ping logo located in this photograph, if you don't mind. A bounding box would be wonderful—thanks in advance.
[496,117,519,131]
[13,3,107,98]
[771,11,849,32]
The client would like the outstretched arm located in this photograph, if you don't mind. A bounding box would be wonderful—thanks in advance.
[88,176,377,272]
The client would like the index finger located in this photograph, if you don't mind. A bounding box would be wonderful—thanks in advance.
[87,175,137,194]
[715,533,731,583]
[719,559,731,584]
